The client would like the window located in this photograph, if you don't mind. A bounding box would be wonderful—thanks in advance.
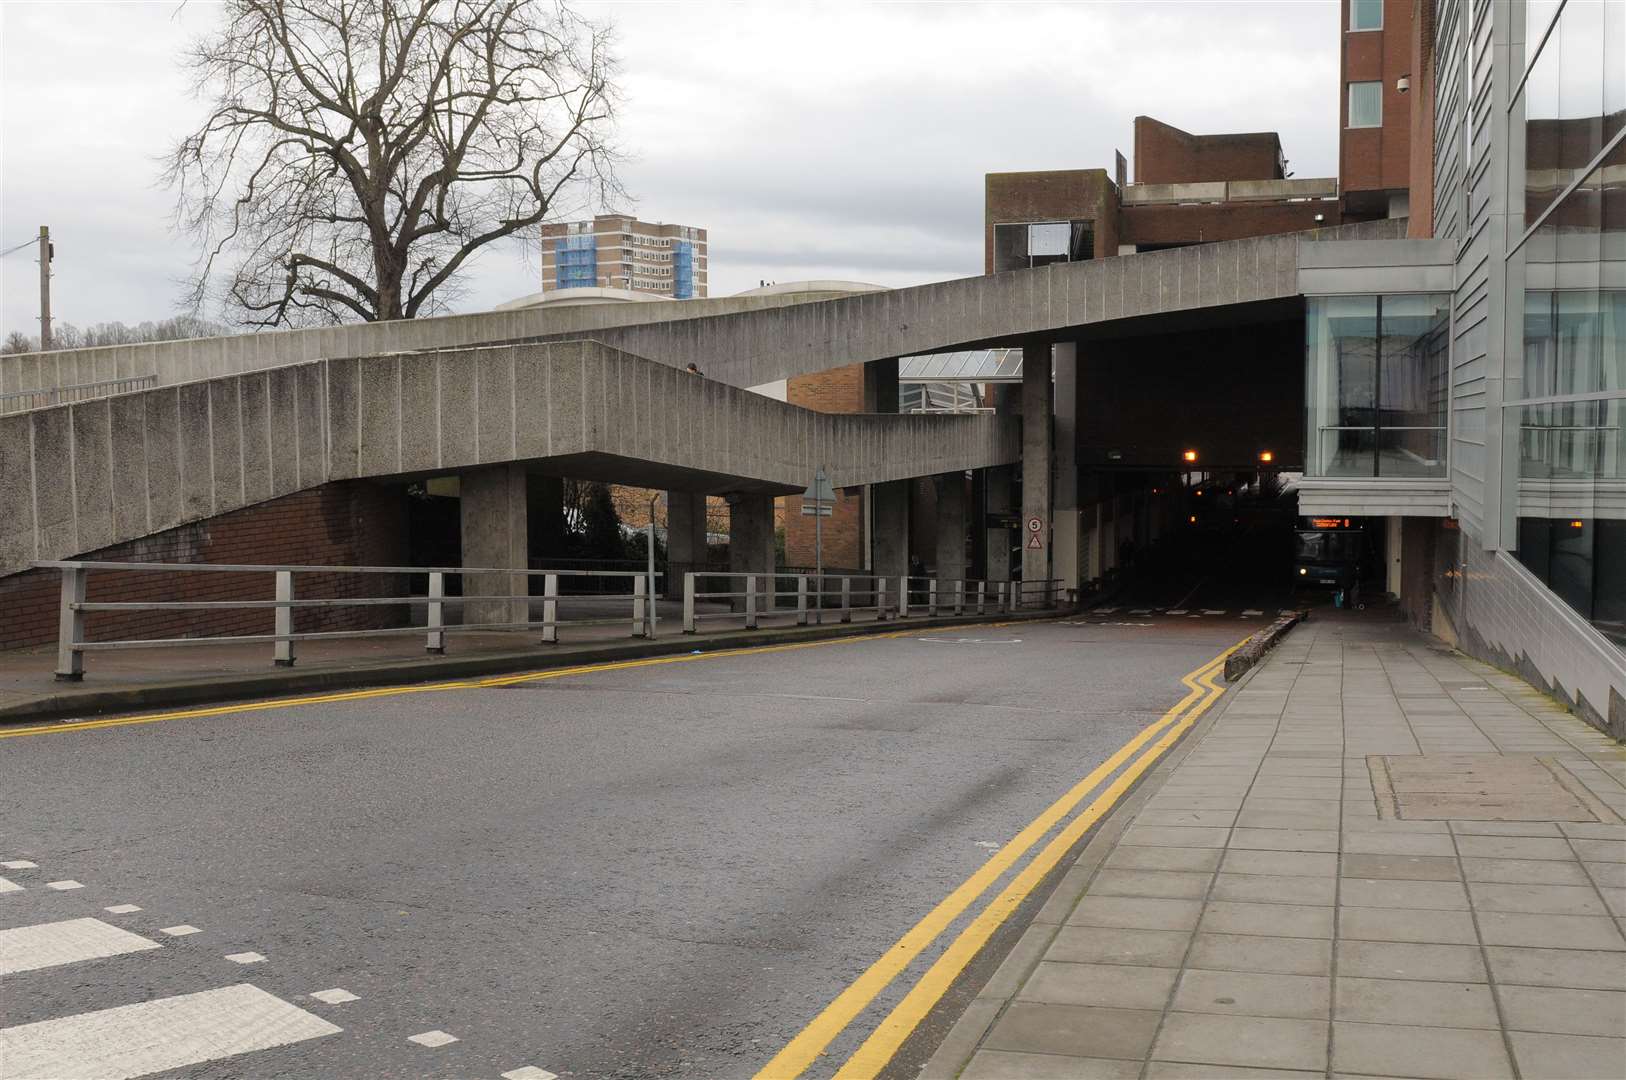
[1348,81,1383,128]
[1350,0,1382,32]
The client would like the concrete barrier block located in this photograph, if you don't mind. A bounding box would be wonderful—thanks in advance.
[325,356,361,480]
[476,348,516,464]
[294,362,325,489]
[427,350,470,470]
[1178,245,1200,309]
[266,366,300,497]
[31,408,75,560]
[0,413,38,572]
[176,381,214,519]
[357,355,401,477]
[512,346,549,460]
[209,380,244,512]
[240,371,272,506]
[1233,237,1261,303]
[143,389,182,531]
[1274,234,1298,297]
[108,393,150,543]
[399,352,441,472]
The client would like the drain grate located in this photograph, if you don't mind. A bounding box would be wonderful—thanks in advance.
[1368,754,1612,822]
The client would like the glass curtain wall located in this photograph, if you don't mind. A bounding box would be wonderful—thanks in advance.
[1510,0,1626,646]
[1305,294,1450,478]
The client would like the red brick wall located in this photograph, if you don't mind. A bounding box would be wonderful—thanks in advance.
[784,364,866,568]
[1407,0,1437,238]
[1133,117,1284,184]
[1,482,411,651]
[984,170,1117,273]
[1340,0,1415,200]
[1122,201,1330,247]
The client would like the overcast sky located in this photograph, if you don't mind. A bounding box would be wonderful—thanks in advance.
[0,1,1339,337]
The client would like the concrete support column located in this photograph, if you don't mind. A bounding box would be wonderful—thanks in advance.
[666,490,708,598]
[460,463,528,627]
[727,493,776,611]
[934,473,969,583]
[862,358,900,577]
[871,480,910,580]
[1052,342,1080,592]
[863,357,900,414]
[1021,343,1054,595]
[983,465,1015,582]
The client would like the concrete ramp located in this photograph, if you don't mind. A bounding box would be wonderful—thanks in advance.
[0,341,1019,575]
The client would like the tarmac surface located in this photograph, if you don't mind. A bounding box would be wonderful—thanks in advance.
[0,612,1256,1079]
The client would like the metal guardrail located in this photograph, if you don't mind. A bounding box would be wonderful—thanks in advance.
[681,573,1063,632]
[38,560,661,681]
[1,375,157,414]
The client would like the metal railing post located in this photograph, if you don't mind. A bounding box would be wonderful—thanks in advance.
[745,574,758,629]
[426,571,445,653]
[876,577,888,621]
[683,573,697,633]
[840,576,852,623]
[928,579,938,617]
[797,576,808,626]
[954,580,965,616]
[999,581,1010,614]
[975,580,986,616]
[542,573,559,643]
[273,570,295,667]
[632,575,648,637]
[897,576,909,619]
[54,566,85,681]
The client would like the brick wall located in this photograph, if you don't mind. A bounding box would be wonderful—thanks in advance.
[1340,0,1415,200]
[784,363,866,567]
[984,170,1117,273]
[1122,202,1329,247]
[1133,117,1284,184]
[1,481,411,651]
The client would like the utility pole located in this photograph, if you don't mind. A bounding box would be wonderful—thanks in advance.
[37,226,52,351]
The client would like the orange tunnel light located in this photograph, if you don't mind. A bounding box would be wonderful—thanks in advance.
[1182,449,1198,463]
[1259,450,1274,463]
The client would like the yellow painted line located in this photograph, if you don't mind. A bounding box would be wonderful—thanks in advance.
[0,618,1035,739]
[830,648,1240,1079]
[751,643,1238,1080]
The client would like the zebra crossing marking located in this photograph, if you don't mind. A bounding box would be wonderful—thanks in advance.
[0,876,21,894]
[503,1068,559,1080]
[160,924,200,937]
[44,880,82,891]
[309,988,358,1004]
[0,918,161,976]
[408,1029,458,1047]
[2,860,37,869]
[104,904,141,914]
[0,982,340,1080]
[225,951,266,965]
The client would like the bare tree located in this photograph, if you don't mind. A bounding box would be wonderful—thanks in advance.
[165,0,619,327]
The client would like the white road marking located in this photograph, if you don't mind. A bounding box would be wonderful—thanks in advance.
[44,880,83,891]
[408,1030,458,1047]
[503,1068,559,1080]
[224,952,266,965]
[2,860,37,869]
[1167,609,1188,615]
[1095,607,1118,613]
[1202,609,1226,615]
[1243,608,1264,615]
[309,988,358,1004]
[0,877,21,894]
[0,982,340,1080]
[0,918,161,976]
[917,637,1022,645]
[104,905,142,914]
[1129,608,1152,614]
[160,925,200,937]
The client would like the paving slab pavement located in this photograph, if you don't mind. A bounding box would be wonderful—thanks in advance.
[927,616,1626,1080]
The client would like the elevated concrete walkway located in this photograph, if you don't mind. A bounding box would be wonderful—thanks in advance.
[0,341,1019,574]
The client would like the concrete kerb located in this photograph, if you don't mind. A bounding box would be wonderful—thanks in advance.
[1222,609,1305,682]
[914,643,1277,1080]
[0,608,1070,727]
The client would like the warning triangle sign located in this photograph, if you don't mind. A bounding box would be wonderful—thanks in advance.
[1026,531,1043,549]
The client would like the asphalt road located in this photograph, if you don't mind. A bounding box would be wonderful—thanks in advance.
[0,614,1254,1080]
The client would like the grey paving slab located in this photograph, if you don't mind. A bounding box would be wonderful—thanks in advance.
[1461,856,1593,885]
[1497,985,1626,1038]
[1087,869,1213,900]
[981,1003,1162,1061]
[1334,940,1488,983]
[1153,1013,1328,1072]
[1339,877,1470,910]
[1043,926,1191,969]
[1199,901,1334,939]
[1019,962,1178,1010]
[1333,977,1499,1029]
[1221,849,1339,878]
[1185,933,1332,977]
[1146,1065,1320,1080]
[1065,896,1204,932]
[1210,872,1337,906]
[1340,853,1463,881]
[1171,969,1330,1019]
[1468,881,1611,915]
[1330,1021,1514,1079]
[1103,846,1223,873]
[1337,905,1479,944]
[960,1049,1141,1080]
[1475,911,1626,950]
[1506,1031,1626,1079]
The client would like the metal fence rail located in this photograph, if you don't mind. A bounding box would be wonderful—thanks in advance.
[37,560,661,681]
[682,573,1063,632]
[1,374,157,414]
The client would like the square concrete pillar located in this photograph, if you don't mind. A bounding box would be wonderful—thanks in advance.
[666,490,708,598]
[934,472,969,583]
[871,479,910,580]
[1021,343,1054,596]
[727,493,776,611]
[461,463,529,627]
[983,465,1015,583]
[1052,342,1081,591]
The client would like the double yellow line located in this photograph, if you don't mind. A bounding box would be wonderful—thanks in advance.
[755,637,1244,1080]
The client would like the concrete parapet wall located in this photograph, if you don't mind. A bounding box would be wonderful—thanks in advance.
[0,341,1020,576]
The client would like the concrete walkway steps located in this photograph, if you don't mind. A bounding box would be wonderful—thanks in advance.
[930,617,1626,1080]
